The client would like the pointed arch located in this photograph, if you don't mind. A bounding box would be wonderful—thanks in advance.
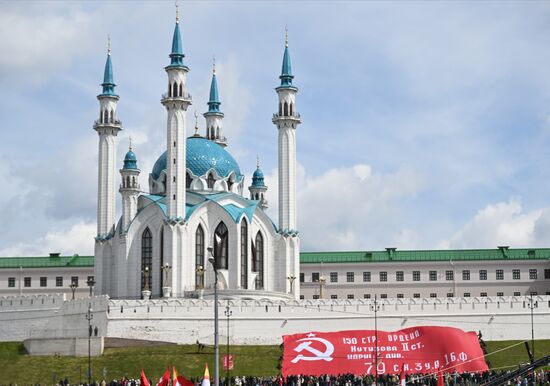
[168,82,172,97]
[141,228,153,292]
[207,173,215,189]
[214,222,229,270]
[126,176,130,188]
[186,172,192,189]
[289,103,293,116]
[253,231,264,289]
[109,109,114,123]
[283,101,288,116]
[103,110,108,124]
[241,219,248,289]
[179,83,183,97]
[195,225,205,289]
[279,102,282,116]
[216,126,220,138]
[173,82,178,97]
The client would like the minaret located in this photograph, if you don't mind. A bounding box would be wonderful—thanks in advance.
[119,140,140,232]
[204,59,226,147]
[161,7,192,221]
[272,30,300,232]
[248,157,268,210]
[94,38,122,238]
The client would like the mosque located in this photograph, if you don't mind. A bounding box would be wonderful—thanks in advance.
[93,11,300,300]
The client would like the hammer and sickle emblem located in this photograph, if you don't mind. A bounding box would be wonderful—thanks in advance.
[291,336,334,363]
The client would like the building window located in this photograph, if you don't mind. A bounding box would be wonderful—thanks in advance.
[313,294,319,300]
[346,272,354,282]
[447,293,454,298]
[513,291,521,296]
[413,271,420,281]
[429,271,437,281]
[496,269,504,280]
[529,269,538,280]
[530,291,538,296]
[464,292,470,297]
[330,272,338,283]
[396,271,404,282]
[240,220,248,289]
[141,228,153,291]
[299,273,304,283]
[195,225,205,289]
[364,294,371,299]
[253,231,264,289]
[347,294,354,300]
[397,293,404,299]
[71,276,79,287]
[497,292,504,297]
[462,270,470,281]
[380,294,388,299]
[445,270,454,281]
[24,277,31,287]
[430,293,437,298]
[544,269,550,279]
[330,294,338,300]
[8,277,15,288]
[214,222,229,270]
[87,276,94,285]
[299,295,304,300]
[40,277,47,287]
[380,272,387,282]
[513,269,521,280]
[363,272,371,282]
[207,173,215,189]
[413,293,420,298]
[480,292,487,297]
[479,270,487,281]
[56,277,63,287]
[312,272,320,282]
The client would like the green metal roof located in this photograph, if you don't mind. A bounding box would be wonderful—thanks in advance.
[0,255,94,269]
[299,248,550,264]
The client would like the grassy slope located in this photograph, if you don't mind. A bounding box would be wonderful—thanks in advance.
[0,340,548,384]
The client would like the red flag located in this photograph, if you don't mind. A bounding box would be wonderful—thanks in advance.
[437,371,444,386]
[156,368,171,386]
[173,366,194,386]
[140,369,150,386]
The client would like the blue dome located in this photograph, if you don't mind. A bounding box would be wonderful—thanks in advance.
[152,137,242,180]
[123,149,138,170]
[251,167,265,187]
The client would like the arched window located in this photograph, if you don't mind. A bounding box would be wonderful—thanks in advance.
[173,82,178,97]
[207,173,215,189]
[195,225,205,289]
[126,176,130,188]
[132,176,136,187]
[103,110,108,124]
[159,227,164,291]
[279,102,282,116]
[141,228,153,292]
[216,127,220,138]
[179,83,183,97]
[289,103,293,116]
[283,101,288,116]
[253,232,264,289]
[109,110,114,123]
[214,222,229,270]
[168,83,172,97]
[241,220,248,289]
[186,172,192,189]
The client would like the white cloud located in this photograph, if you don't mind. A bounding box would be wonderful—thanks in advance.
[0,221,95,256]
[439,198,549,249]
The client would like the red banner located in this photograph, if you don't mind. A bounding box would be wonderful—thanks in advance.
[282,326,488,376]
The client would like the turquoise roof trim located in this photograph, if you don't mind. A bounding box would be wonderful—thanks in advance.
[206,73,222,113]
[151,137,242,180]
[100,54,117,96]
[169,22,186,67]
[300,248,550,264]
[280,46,294,87]
[123,149,138,170]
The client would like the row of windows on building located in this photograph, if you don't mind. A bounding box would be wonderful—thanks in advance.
[301,290,550,300]
[7,276,94,288]
[301,268,550,283]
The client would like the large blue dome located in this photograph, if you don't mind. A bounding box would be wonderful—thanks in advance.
[151,136,242,180]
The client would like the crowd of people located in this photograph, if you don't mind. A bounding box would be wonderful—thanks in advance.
[9,370,549,386]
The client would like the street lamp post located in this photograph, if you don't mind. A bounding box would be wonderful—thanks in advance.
[528,293,537,384]
[161,263,172,298]
[85,304,93,386]
[208,246,220,386]
[370,294,380,386]
[196,265,206,290]
[69,281,78,300]
[142,266,151,300]
[87,277,96,297]
[286,275,296,295]
[224,302,232,386]
[319,276,326,299]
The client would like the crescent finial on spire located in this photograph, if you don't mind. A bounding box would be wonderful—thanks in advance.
[175,0,180,23]
[107,34,111,55]
[213,56,216,74]
[257,155,260,169]
[285,25,288,47]
[128,136,132,150]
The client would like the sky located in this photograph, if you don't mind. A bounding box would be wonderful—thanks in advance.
[1,0,550,256]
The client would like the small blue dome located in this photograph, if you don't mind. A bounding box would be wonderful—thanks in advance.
[152,137,242,180]
[123,149,138,170]
[251,167,266,187]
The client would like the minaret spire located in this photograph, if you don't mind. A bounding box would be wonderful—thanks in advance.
[204,56,227,147]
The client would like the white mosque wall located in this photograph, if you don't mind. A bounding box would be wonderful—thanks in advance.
[1,294,549,346]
